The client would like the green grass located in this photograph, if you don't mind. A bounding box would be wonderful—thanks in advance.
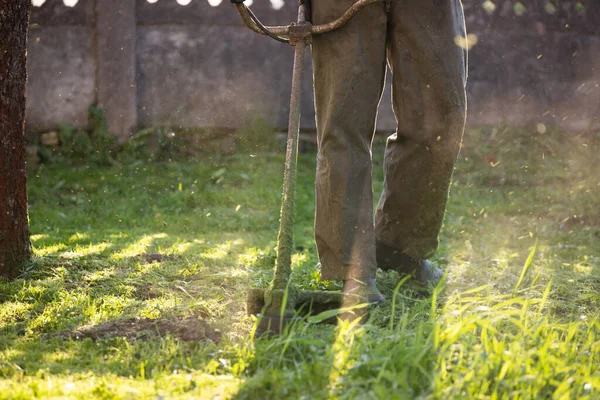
[1,126,599,399]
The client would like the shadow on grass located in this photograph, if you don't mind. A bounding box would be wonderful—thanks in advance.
[0,228,280,378]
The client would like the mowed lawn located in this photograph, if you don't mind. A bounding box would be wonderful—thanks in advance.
[1,127,599,399]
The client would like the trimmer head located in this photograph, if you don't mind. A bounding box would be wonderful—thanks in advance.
[248,288,369,336]
[248,288,343,317]
[254,315,303,336]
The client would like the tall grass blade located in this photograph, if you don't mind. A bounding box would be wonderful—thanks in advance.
[538,279,552,316]
[306,303,367,324]
[513,240,537,296]
[430,272,447,324]
[280,279,292,333]
[390,275,411,331]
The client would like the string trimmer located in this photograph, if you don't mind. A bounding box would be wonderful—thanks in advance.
[232,0,384,335]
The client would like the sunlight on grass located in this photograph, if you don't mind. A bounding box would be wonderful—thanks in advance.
[1,127,597,398]
[33,243,67,256]
[30,234,49,242]
[201,240,246,261]
[137,297,180,319]
[112,233,169,259]
[0,302,33,325]
[291,252,308,267]
[59,242,111,258]
[165,241,193,255]
[236,247,273,268]
[67,232,90,243]
[433,289,600,398]
[328,319,364,395]
[82,266,116,284]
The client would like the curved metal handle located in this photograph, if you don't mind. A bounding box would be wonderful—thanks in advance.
[235,3,290,42]
[234,0,384,40]
[311,0,384,35]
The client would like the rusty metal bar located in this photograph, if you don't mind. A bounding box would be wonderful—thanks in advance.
[312,0,385,35]
[311,0,383,34]
[234,3,289,37]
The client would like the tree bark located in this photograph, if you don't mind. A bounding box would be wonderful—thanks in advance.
[0,0,32,278]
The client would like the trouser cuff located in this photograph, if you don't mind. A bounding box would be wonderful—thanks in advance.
[318,252,377,281]
[375,240,423,274]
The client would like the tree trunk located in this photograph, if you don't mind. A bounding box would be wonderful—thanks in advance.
[0,0,32,278]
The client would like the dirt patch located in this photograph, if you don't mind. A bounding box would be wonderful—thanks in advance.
[66,315,221,343]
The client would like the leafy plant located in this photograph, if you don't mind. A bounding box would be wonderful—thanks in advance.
[38,104,115,166]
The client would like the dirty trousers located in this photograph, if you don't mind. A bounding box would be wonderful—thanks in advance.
[312,0,468,281]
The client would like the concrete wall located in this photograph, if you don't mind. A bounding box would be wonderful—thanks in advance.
[27,0,96,132]
[26,0,600,140]
[463,0,600,131]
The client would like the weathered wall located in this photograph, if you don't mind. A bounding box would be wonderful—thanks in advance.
[27,0,95,132]
[464,0,600,130]
[26,0,600,138]
[136,0,317,133]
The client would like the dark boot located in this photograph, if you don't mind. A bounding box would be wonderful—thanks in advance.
[342,278,385,305]
[376,241,444,286]
[414,260,444,286]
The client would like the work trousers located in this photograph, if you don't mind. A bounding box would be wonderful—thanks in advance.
[312,0,468,280]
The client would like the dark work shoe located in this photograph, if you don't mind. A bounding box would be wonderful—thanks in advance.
[414,259,444,286]
[342,278,385,305]
[376,241,444,286]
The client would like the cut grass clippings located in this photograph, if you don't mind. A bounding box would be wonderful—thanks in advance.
[0,126,599,399]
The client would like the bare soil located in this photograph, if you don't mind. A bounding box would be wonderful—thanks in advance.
[66,315,221,343]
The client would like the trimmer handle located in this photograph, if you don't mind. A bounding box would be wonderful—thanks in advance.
[232,0,384,45]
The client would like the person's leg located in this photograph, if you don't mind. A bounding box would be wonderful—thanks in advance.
[311,0,388,282]
[375,0,468,275]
